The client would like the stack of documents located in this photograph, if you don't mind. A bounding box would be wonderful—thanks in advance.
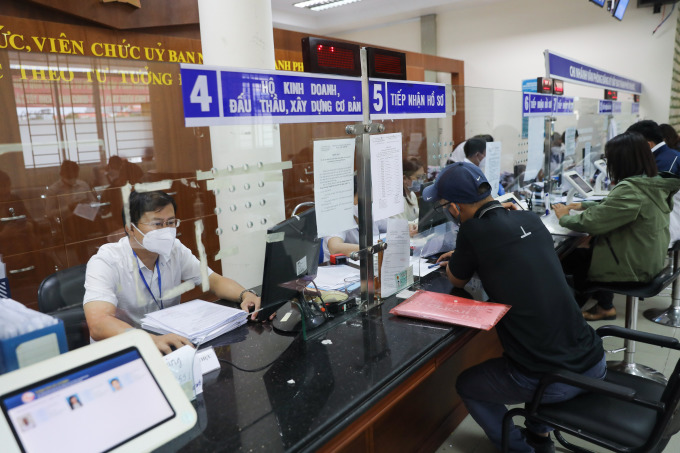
[141,300,247,344]
[312,265,360,291]
[0,298,58,340]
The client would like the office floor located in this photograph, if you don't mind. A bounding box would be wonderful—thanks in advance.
[436,289,680,453]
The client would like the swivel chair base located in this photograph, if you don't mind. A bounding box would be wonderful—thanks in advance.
[643,306,680,328]
[607,360,668,385]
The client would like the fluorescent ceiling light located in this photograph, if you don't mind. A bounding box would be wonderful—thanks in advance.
[294,0,363,11]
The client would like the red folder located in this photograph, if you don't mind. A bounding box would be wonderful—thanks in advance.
[389,290,510,331]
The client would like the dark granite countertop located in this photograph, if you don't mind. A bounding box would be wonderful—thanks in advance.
[157,271,475,453]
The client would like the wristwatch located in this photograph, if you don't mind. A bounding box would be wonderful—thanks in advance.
[239,289,258,302]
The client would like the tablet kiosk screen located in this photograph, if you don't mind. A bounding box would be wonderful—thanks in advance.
[568,173,592,194]
[1,348,174,453]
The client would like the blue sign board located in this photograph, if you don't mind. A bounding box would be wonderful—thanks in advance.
[632,103,640,114]
[553,96,575,115]
[521,78,538,93]
[599,100,613,114]
[181,64,363,126]
[612,101,622,114]
[521,79,537,139]
[181,65,447,126]
[369,79,446,119]
[546,51,642,94]
[522,93,553,117]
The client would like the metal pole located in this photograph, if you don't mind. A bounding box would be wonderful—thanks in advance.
[357,47,374,308]
[543,117,553,185]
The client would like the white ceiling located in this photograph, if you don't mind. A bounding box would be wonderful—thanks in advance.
[270,0,503,35]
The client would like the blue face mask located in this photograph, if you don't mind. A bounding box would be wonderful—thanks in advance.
[411,180,422,192]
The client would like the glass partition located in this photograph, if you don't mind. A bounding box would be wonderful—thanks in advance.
[0,48,640,321]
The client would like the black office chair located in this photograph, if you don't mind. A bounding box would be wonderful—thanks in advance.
[37,264,89,351]
[584,262,680,384]
[644,241,680,327]
[501,325,680,453]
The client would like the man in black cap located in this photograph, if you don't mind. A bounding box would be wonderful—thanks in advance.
[424,162,605,453]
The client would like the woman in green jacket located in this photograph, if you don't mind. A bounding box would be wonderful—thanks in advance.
[554,131,680,320]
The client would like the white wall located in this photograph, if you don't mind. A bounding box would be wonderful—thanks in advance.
[333,0,678,124]
[331,17,422,53]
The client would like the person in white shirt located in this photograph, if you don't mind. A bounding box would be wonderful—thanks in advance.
[83,190,262,354]
[392,158,424,237]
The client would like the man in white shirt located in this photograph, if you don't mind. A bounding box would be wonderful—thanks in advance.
[83,190,261,354]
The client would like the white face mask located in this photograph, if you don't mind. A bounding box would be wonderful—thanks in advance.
[353,203,359,218]
[478,157,486,170]
[132,224,176,259]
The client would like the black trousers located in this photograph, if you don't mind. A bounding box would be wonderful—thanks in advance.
[561,247,614,310]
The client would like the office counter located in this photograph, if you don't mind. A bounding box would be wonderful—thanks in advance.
[157,271,503,453]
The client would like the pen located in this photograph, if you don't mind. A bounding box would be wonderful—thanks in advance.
[428,263,440,269]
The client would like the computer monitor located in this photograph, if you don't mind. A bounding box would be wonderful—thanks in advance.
[0,330,196,453]
[256,207,323,332]
[418,181,448,231]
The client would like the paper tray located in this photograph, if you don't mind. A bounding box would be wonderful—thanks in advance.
[389,290,510,331]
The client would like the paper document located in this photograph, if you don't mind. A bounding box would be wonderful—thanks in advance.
[525,116,545,181]
[163,345,199,399]
[564,127,576,157]
[312,265,360,290]
[541,211,587,237]
[483,142,502,196]
[381,218,411,298]
[141,299,247,344]
[370,133,404,221]
[313,138,356,237]
[390,290,510,330]
[73,203,99,221]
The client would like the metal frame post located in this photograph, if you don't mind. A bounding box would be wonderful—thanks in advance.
[345,47,385,311]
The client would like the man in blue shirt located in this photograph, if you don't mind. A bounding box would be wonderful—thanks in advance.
[628,120,680,175]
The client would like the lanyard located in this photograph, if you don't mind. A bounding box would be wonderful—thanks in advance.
[133,251,163,310]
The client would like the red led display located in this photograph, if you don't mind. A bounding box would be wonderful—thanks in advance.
[604,89,618,100]
[374,53,403,75]
[366,47,406,80]
[302,37,361,77]
[316,44,356,70]
[552,79,564,95]
[537,77,553,94]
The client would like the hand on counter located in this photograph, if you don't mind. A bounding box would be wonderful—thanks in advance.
[240,293,276,322]
[553,203,579,219]
[435,250,454,268]
[151,332,194,355]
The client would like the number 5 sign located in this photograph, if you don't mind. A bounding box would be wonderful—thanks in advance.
[369,79,447,120]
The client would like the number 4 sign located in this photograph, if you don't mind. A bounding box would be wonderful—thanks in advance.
[182,69,220,121]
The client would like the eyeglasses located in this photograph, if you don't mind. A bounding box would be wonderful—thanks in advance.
[433,202,451,213]
[137,219,181,229]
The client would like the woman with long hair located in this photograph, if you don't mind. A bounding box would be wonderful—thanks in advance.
[554,131,680,320]
[394,158,425,236]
